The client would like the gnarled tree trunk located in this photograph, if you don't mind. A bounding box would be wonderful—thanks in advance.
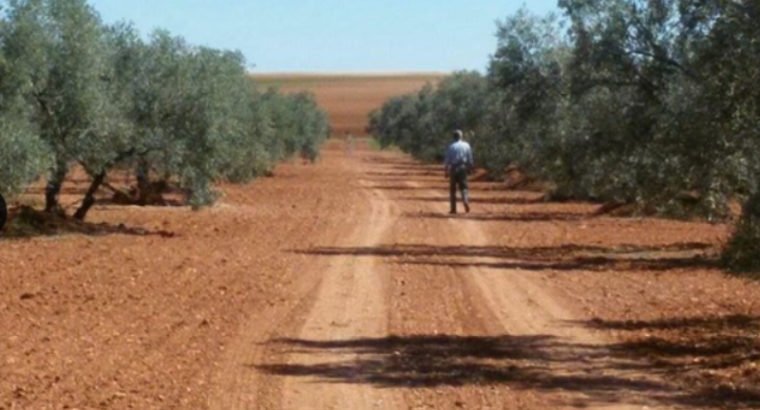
[722,187,760,273]
[135,158,150,206]
[0,193,7,231]
[45,158,68,215]
[74,171,106,221]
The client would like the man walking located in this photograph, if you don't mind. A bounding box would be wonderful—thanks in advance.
[444,130,473,214]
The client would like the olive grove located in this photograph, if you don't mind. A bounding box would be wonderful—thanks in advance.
[369,0,760,272]
[0,0,328,219]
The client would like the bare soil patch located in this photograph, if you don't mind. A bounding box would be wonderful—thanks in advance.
[2,138,758,409]
[252,73,443,135]
[0,140,361,408]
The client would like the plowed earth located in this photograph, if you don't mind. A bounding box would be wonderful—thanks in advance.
[1,140,759,409]
[251,74,443,136]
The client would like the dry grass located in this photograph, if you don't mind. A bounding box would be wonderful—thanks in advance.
[251,73,445,136]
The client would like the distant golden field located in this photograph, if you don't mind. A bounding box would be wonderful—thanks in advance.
[251,73,444,136]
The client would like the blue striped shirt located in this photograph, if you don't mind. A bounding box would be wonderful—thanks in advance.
[444,140,473,169]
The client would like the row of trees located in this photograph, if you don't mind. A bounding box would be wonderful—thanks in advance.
[0,0,329,220]
[369,0,760,272]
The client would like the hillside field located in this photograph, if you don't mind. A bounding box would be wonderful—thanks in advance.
[251,73,444,136]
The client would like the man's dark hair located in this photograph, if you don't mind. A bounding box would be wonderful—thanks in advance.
[452,130,464,141]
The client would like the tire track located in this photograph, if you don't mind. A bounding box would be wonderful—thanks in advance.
[404,179,681,409]
[209,150,399,409]
[211,146,684,409]
[266,181,399,409]
[208,185,349,409]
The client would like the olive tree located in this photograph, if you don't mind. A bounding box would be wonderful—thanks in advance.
[0,8,49,199]
[259,89,329,163]
[484,9,568,179]
[1,0,331,222]
[701,1,760,271]
[368,93,422,151]
[0,115,49,198]
[1,0,127,217]
[369,72,488,162]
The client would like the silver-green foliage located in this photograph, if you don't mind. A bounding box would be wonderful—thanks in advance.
[1,0,128,212]
[122,31,328,208]
[723,191,760,274]
[0,8,49,196]
[369,1,760,270]
[368,71,489,162]
[0,115,49,196]
[260,89,329,164]
[0,0,330,217]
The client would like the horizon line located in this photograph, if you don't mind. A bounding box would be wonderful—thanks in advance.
[249,70,467,77]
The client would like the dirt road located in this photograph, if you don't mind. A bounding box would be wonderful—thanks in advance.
[207,141,755,409]
[2,140,758,409]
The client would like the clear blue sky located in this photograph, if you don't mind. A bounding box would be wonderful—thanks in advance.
[89,0,560,73]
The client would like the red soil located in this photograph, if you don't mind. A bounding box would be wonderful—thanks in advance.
[1,139,758,409]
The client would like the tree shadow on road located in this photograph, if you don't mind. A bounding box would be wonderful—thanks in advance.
[296,242,718,272]
[363,157,434,171]
[254,332,748,408]
[366,185,447,191]
[406,210,592,222]
[365,171,441,178]
[574,314,760,407]
[397,195,546,205]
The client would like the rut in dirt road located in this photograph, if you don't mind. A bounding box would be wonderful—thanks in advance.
[212,143,719,409]
[257,182,401,409]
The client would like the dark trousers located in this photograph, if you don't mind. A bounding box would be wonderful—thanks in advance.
[449,166,469,213]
